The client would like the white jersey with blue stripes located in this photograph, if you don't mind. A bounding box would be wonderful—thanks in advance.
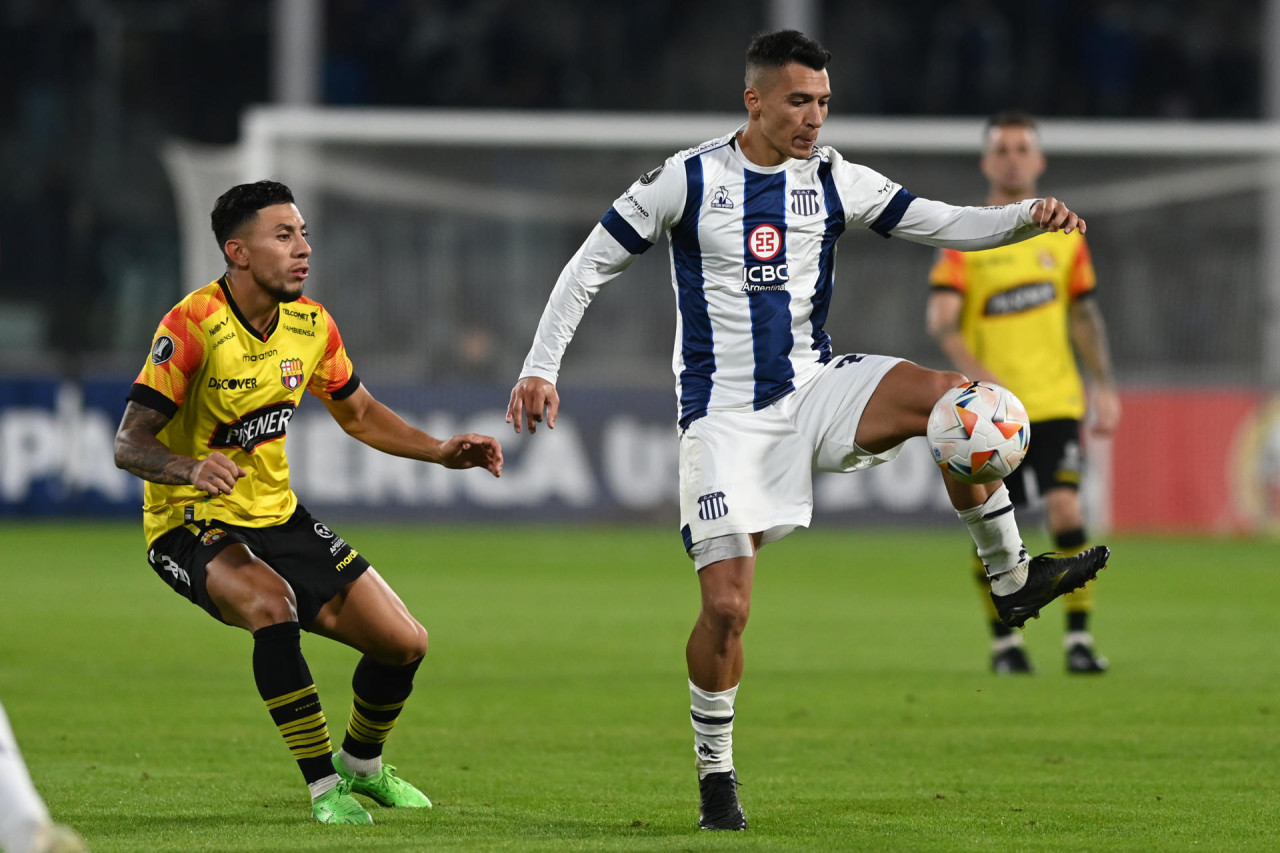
[520,128,1043,428]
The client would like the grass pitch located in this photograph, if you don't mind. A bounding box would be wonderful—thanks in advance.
[3,522,1277,851]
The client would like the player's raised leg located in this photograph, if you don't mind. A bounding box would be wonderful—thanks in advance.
[310,568,433,809]
[685,546,755,832]
[856,362,1109,626]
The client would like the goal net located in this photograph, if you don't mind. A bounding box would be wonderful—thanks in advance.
[165,108,1280,392]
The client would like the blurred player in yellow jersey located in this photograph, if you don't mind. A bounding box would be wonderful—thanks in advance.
[927,111,1121,674]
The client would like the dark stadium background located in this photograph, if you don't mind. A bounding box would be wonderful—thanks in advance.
[2,0,1277,533]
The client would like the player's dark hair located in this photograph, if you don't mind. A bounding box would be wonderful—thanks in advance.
[211,180,296,264]
[986,109,1039,135]
[745,30,831,87]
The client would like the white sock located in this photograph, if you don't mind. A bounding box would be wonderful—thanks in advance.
[0,701,53,853]
[991,633,1025,653]
[956,484,1028,591]
[309,772,341,800]
[690,680,737,779]
[336,749,381,778]
[1064,631,1094,650]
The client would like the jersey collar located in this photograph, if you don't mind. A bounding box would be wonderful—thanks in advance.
[218,275,279,342]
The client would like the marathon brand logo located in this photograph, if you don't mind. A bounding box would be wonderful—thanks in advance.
[207,376,258,391]
[242,348,278,363]
[984,281,1056,317]
[209,401,296,453]
[334,549,360,571]
[282,306,317,326]
[279,357,304,391]
[151,335,175,365]
[790,188,820,216]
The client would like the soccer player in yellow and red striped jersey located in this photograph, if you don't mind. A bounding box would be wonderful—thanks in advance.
[114,181,503,824]
[927,111,1121,675]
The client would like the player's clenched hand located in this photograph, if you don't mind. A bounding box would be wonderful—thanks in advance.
[189,452,245,496]
[1030,197,1086,234]
[1089,385,1122,437]
[439,433,504,477]
[506,376,559,435]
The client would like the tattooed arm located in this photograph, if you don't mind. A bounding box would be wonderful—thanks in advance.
[113,401,245,496]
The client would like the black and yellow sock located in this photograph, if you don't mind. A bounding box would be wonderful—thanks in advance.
[1055,528,1093,631]
[252,621,334,785]
[341,655,423,761]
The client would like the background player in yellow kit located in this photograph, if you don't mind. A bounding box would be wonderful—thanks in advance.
[927,111,1121,674]
[114,181,503,823]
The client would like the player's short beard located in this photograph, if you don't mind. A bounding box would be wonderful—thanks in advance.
[253,270,304,303]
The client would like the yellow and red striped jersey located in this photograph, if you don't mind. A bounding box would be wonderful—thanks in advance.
[129,277,358,545]
[929,229,1096,422]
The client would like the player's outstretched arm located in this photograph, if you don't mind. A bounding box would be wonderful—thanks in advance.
[322,385,503,476]
[506,376,559,435]
[113,401,246,495]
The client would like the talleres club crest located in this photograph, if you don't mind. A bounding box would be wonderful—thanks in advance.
[279,357,304,390]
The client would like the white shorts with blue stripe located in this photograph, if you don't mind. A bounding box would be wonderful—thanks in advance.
[679,353,904,566]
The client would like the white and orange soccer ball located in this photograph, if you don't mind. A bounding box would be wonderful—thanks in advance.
[926,381,1030,484]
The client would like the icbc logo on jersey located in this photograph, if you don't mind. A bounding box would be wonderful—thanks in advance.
[748,224,782,260]
[742,224,788,291]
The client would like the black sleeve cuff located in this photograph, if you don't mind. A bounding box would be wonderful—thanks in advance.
[330,374,361,401]
[127,383,179,418]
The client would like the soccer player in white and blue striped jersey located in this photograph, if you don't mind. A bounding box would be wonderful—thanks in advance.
[507,29,1109,831]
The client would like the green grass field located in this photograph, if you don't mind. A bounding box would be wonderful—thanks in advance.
[3,523,1277,852]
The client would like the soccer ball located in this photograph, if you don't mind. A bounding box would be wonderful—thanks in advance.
[926,381,1030,484]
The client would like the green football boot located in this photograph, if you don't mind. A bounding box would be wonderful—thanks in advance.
[333,754,433,809]
[312,780,374,824]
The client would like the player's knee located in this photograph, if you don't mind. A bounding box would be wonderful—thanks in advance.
[933,370,968,398]
[399,622,429,665]
[209,558,299,629]
[245,586,299,628]
[239,565,297,626]
[702,588,751,635]
[376,621,429,667]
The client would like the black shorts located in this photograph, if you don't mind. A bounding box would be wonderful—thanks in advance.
[145,504,371,627]
[1004,418,1084,508]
